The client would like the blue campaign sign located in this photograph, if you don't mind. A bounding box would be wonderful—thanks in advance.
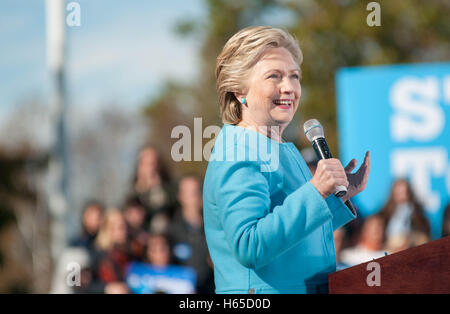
[336,62,450,239]
[126,262,196,294]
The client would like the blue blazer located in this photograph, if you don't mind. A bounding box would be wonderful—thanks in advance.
[203,124,356,294]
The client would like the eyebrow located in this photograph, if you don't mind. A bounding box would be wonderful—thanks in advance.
[263,68,301,75]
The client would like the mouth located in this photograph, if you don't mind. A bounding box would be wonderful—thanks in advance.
[273,99,294,109]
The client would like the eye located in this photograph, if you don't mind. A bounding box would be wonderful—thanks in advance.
[268,73,280,79]
[291,74,300,80]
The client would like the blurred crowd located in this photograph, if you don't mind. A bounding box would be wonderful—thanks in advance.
[303,149,450,271]
[51,146,214,294]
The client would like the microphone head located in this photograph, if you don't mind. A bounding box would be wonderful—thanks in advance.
[303,119,324,142]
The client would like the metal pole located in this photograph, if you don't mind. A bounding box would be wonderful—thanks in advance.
[45,0,71,260]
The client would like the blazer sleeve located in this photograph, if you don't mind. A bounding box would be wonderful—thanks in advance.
[215,158,336,270]
[324,195,357,231]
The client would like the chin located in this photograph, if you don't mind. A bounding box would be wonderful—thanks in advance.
[272,114,293,125]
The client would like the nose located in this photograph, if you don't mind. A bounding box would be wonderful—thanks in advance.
[280,77,295,95]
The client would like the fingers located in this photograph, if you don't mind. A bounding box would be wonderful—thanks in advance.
[344,159,357,173]
[328,176,349,189]
[317,159,346,172]
[359,151,371,174]
[362,151,369,166]
[353,151,371,174]
[311,159,349,198]
[317,159,347,180]
[362,151,371,185]
[318,158,345,170]
[329,151,371,199]
[366,151,371,169]
[354,151,370,191]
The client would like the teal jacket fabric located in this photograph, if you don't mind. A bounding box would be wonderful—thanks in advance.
[203,124,356,294]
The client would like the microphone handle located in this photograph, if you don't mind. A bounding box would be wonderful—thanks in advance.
[311,137,347,197]
[312,137,333,159]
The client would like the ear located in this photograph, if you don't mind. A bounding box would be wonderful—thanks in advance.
[233,92,243,102]
[233,92,247,106]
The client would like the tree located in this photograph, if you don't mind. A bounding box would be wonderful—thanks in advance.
[0,100,52,293]
[0,148,49,293]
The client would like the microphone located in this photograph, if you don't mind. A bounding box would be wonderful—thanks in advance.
[303,119,347,197]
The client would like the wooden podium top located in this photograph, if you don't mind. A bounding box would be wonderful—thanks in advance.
[328,236,450,294]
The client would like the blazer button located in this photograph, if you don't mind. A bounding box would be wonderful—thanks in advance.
[248,288,255,294]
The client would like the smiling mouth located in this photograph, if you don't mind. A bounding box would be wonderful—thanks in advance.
[273,99,294,108]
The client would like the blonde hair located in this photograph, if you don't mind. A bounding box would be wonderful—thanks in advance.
[216,26,303,125]
[95,209,125,251]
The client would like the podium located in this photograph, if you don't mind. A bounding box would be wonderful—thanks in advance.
[328,236,450,293]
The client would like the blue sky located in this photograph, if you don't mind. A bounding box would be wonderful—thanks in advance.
[0,0,205,121]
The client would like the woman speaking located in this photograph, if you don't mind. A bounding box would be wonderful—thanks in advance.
[203,26,370,294]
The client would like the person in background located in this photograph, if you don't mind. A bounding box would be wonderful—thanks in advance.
[127,146,176,228]
[168,175,215,293]
[339,214,386,267]
[442,203,450,238]
[146,233,173,267]
[70,200,104,255]
[125,233,196,294]
[122,196,148,261]
[94,209,130,294]
[64,200,105,293]
[379,178,430,253]
[333,228,348,270]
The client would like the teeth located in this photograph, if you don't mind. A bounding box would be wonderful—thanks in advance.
[273,100,292,106]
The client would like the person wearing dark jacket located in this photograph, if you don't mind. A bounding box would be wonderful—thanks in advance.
[127,146,177,227]
[70,200,104,254]
[168,175,214,293]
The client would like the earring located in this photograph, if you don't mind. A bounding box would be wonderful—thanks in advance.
[241,98,246,105]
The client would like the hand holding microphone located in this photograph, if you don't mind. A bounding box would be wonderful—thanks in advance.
[304,119,348,198]
[303,119,371,203]
[309,158,349,199]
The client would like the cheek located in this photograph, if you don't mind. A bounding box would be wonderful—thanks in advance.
[295,83,302,99]
[250,81,276,100]
[294,85,302,109]
[246,91,269,114]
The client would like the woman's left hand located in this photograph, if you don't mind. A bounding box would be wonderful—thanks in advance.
[341,151,371,203]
